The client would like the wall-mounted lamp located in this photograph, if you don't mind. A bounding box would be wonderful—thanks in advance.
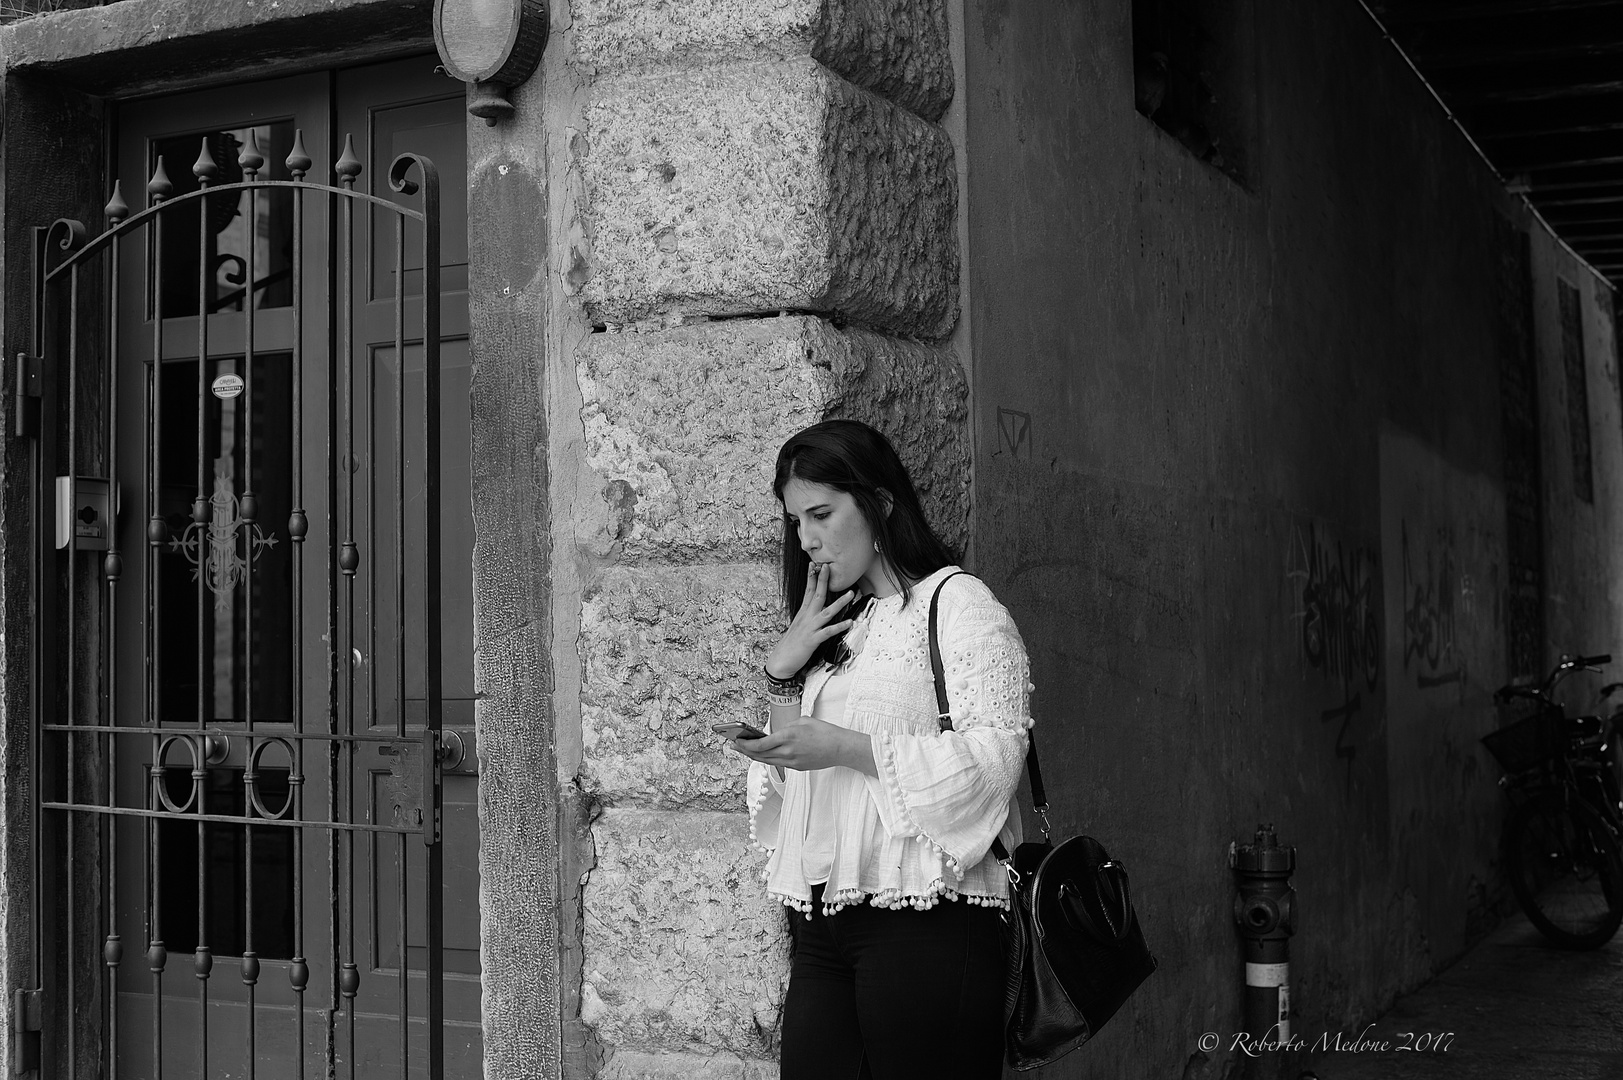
[434,0,549,125]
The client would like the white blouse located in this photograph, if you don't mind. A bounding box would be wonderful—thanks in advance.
[747,566,1035,914]
[799,664,854,885]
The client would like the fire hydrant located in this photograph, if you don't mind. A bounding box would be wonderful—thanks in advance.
[1231,824,1297,1045]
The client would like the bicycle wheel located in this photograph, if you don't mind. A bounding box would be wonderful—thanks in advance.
[1504,792,1623,949]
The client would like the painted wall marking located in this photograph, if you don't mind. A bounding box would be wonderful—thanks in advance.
[997,407,1031,460]
[1288,522,1380,784]
[1287,523,1380,691]
[1400,522,1465,691]
[1320,692,1361,767]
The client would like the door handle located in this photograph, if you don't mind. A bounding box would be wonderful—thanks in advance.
[204,732,230,765]
[439,729,465,770]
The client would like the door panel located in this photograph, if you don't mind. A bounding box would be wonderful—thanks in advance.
[337,61,481,1070]
[113,74,336,1080]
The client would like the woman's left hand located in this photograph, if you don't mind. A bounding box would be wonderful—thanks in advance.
[730,718,877,777]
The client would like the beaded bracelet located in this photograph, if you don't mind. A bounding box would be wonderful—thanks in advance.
[763,666,802,693]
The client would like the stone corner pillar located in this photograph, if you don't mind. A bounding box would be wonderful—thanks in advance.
[562,2,967,1073]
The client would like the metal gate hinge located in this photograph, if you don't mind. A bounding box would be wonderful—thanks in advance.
[12,353,41,439]
[11,988,41,1075]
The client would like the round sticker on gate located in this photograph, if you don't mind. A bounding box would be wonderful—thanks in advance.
[211,373,244,400]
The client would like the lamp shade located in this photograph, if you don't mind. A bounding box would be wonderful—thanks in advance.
[434,0,548,87]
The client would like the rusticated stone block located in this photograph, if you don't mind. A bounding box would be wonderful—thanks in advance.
[578,315,969,566]
[580,809,789,1056]
[579,562,780,808]
[601,1049,778,1080]
[571,0,952,122]
[579,58,958,338]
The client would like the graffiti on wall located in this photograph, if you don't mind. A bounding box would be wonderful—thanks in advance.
[1288,523,1381,690]
[1400,522,1465,691]
[997,407,1032,460]
[1319,693,1361,767]
[1288,523,1379,781]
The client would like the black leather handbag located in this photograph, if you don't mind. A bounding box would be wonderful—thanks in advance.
[928,574,1158,1071]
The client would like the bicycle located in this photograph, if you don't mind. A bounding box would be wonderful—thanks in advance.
[1485,653,1623,949]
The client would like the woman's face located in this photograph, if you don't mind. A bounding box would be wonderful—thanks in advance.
[781,478,894,597]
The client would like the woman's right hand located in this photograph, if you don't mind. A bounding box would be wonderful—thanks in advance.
[764,562,856,680]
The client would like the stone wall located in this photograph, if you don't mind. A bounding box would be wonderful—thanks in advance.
[562,3,966,1075]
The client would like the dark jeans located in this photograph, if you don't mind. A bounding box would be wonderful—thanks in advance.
[779,886,1006,1080]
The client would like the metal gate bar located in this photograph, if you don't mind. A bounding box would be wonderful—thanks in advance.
[27,132,445,1080]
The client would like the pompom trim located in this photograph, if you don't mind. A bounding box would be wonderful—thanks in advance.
[769,880,1009,916]
[746,765,779,854]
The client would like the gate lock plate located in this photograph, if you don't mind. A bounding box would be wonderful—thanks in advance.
[378,740,426,831]
[377,729,453,842]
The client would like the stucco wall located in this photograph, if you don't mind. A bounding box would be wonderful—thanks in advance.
[964,2,1620,1078]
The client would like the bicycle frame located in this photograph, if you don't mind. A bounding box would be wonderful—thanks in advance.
[1495,654,1623,837]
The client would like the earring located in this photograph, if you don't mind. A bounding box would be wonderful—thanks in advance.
[873,538,881,553]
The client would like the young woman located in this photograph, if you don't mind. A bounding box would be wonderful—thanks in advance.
[728,419,1034,1080]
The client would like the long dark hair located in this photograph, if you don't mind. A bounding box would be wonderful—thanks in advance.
[773,420,956,650]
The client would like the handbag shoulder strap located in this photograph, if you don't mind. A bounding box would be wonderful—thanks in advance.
[926,571,1047,861]
[926,570,971,733]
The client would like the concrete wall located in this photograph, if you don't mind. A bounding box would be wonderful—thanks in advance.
[1531,231,1623,664]
[964,2,1620,1077]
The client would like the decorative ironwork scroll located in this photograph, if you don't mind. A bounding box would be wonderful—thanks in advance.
[167,474,279,611]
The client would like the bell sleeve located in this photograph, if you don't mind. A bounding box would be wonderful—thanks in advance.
[863,579,1034,876]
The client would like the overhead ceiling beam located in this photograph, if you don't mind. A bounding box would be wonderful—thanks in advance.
[1529,191,1623,208]
[1450,77,1623,103]
[1389,8,1623,70]
[1426,53,1623,102]
[1482,118,1623,140]
[1532,219,1623,238]
[1484,130,1623,171]
[1525,216,1623,235]
[1538,218,1623,237]
[1501,153,1623,172]
[1411,43,1623,72]
[1373,0,1620,24]
[1525,205,1623,224]
[1467,90,1623,139]
[1520,161,1623,188]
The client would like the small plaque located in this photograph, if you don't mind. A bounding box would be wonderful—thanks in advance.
[211,373,244,400]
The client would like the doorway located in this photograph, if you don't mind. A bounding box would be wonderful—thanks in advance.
[35,56,478,1079]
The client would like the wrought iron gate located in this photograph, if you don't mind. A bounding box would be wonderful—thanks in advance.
[20,129,450,1079]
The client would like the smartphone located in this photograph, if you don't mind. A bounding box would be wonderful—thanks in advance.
[712,721,767,740]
